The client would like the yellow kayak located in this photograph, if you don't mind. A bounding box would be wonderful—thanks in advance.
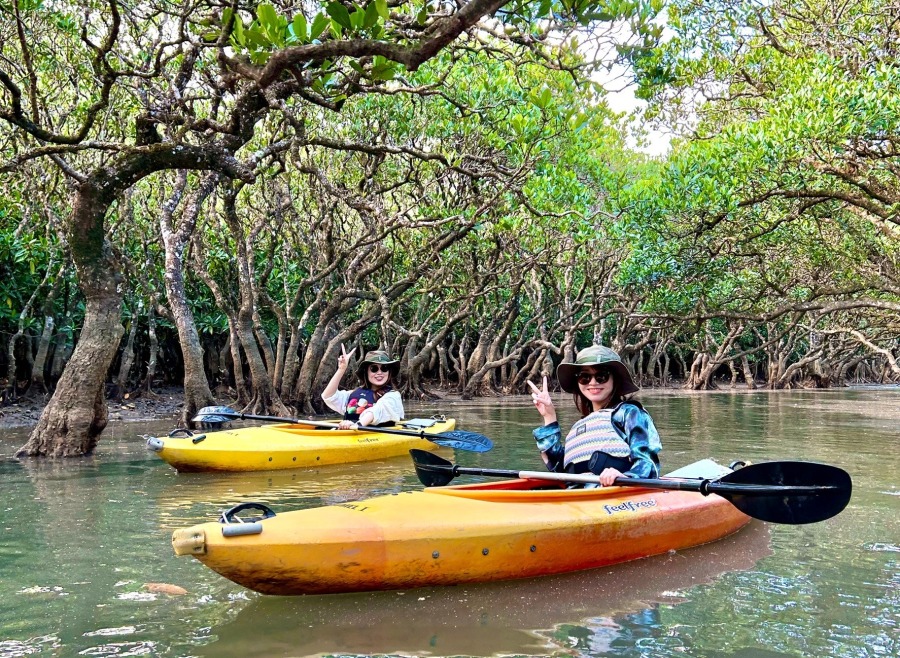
[146,418,457,472]
[172,459,751,594]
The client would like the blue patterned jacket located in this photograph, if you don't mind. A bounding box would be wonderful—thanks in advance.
[532,401,662,479]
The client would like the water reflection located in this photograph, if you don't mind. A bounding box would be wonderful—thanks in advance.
[154,458,419,528]
[198,522,772,657]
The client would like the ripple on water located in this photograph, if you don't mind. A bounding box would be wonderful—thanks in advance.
[0,636,60,656]
[114,592,157,602]
[16,586,67,596]
[76,641,158,656]
[82,626,139,637]
[867,543,900,553]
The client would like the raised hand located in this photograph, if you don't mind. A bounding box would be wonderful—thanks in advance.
[337,343,349,372]
[527,376,557,424]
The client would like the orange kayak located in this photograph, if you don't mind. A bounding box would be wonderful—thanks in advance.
[172,459,751,594]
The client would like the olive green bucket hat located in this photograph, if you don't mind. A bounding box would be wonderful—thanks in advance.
[356,350,400,382]
[556,345,639,396]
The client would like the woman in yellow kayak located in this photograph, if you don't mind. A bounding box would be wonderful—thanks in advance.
[323,346,405,429]
[528,345,661,486]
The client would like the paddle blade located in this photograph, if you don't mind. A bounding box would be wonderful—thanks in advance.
[410,449,456,487]
[430,431,493,453]
[718,461,852,524]
[192,406,240,423]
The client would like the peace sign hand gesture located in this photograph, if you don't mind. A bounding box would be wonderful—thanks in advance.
[337,344,350,373]
[527,376,557,424]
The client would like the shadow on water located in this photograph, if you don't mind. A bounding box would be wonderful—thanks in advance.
[196,522,772,658]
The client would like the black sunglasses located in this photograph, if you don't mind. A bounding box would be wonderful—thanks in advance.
[576,370,611,386]
[368,364,391,373]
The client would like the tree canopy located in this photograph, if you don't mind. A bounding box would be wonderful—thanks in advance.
[2,0,899,456]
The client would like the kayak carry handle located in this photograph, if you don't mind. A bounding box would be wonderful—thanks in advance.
[219,502,276,537]
[219,502,276,524]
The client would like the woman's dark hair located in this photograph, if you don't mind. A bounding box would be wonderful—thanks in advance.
[572,373,625,417]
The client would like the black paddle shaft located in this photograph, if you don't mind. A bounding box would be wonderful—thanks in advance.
[409,450,852,525]
[414,458,834,495]
[192,407,493,452]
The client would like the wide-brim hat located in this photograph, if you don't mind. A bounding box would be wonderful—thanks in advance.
[556,345,639,396]
[356,350,400,381]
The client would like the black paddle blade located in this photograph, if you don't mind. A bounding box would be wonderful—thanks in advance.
[430,431,493,453]
[718,461,852,524]
[410,449,456,487]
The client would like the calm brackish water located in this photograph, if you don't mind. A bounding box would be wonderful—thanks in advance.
[0,389,897,658]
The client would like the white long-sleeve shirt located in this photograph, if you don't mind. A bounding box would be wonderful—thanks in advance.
[321,389,405,426]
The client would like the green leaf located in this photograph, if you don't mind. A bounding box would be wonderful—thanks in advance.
[416,3,428,24]
[372,62,396,80]
[231,13,246,46]
[540,86,552,107]
[243,26,269,49]
[310,12,329,39]
[363,1,380,29]
[290,13,308,42]
[510,114,528,135]
[350,8,366,30]
[568,111,589,131]
[257,4,278,31]
[326,2,352,29]
[375,0,389,19]
[529,85,553,109]
[256,5,285,47]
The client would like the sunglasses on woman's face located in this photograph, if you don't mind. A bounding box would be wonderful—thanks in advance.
[576,370,611,386]
[368,364,391,373]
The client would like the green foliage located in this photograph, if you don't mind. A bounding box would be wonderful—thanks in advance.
[613,0,900,329]
[0,202,72,330]
[216,0,664,87]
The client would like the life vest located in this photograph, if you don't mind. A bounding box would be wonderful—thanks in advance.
[344,386,392,421]
[563,408,632,472]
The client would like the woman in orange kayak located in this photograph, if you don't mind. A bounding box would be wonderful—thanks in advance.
[528,345,661,485]
[323,345,405,429]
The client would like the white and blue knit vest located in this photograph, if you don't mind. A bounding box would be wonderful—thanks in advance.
[563,409,631,469]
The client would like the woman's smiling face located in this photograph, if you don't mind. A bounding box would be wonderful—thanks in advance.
[577,366,614,408]
[367,364,391,388]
